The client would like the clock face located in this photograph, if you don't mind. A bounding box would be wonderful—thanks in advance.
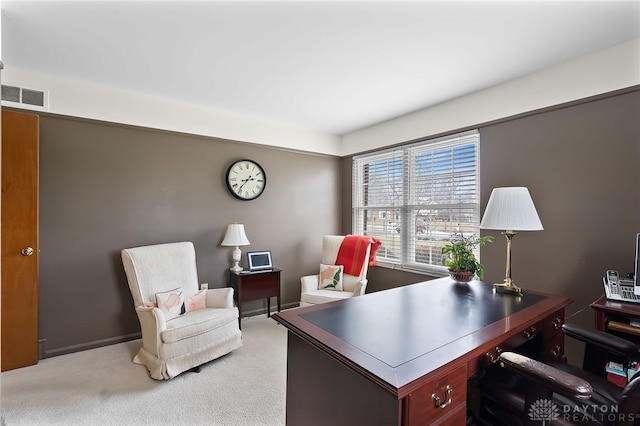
[225,159,266,200]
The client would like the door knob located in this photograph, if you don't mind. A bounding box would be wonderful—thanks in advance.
[21,247,34,256]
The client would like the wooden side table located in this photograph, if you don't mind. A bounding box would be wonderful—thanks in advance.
[229,268,281,329]
[591,296,640,338]
[590,296,640,385]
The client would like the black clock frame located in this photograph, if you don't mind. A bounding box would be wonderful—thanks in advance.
[225,159,267,201]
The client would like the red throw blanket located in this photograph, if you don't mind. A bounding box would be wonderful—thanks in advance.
[335,235,382,276]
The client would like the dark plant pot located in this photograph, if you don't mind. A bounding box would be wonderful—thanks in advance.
[449,270,475,283]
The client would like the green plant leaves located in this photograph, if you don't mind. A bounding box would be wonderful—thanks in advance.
[441,234,494,279]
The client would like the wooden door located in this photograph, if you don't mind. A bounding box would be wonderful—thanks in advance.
[1,110,39,371]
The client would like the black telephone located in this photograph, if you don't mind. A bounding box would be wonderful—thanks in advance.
[603,270,640,303]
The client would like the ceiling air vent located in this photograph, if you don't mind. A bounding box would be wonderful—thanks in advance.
[1,85,47,108]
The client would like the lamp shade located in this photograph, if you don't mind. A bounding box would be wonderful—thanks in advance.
[480,187,543,231]
[221,223,250,246]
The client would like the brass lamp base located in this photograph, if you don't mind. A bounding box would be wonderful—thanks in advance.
[492,231,523,296]
[493,278,523,296]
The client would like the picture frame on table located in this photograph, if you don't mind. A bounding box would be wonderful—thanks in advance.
[247,250,273,271]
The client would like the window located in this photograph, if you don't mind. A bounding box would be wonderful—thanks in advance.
[352,130,480,275]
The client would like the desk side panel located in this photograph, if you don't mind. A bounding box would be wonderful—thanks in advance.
[285,331,401,426]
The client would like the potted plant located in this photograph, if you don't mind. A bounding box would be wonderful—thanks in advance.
[441,233,494,282]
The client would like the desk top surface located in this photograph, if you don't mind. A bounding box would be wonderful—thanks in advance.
[274,277,571,393]
[299,282,545,368]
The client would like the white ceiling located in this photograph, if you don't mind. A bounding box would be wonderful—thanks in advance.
[2,1,639,135]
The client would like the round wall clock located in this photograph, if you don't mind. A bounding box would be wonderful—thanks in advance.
[225,159,267,201]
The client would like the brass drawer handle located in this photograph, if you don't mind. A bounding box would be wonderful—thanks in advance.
[551,345,562,358]
[550,318,562,329]
[524,327,537,340]
[432,385,453,409]
[485,347,503,364]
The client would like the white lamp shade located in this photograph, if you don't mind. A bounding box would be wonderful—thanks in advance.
[480,187,543,231]
[221,224,250,246]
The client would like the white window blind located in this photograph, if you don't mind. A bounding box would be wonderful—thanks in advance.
[352,130,480,274]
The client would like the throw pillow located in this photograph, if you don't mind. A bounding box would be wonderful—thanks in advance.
[319,264,344,291]
[185,289,207,313]
[155,287,185,320]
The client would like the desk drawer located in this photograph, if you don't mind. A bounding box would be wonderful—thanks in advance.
[405,364,467,426]
[236,273,280,300]
[478,312,565,369]
[241,280,278,299]
[544,331,565,361]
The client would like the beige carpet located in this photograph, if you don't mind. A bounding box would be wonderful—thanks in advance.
[0,315,287,426]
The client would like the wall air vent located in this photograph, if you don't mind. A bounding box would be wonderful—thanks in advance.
[1,84,47,109]
[2,85,20,102]
[21,88,45,107]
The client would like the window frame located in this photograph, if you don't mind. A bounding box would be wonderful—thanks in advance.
[352,130,481,276]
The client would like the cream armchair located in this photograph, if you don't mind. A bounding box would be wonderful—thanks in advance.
[300,235,375,307]
[121,241,242,380]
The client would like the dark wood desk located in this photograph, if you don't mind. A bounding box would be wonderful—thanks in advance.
[274,277,571,426]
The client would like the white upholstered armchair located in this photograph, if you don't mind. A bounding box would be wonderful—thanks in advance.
[121,241,242,380]
[300,235,379,307]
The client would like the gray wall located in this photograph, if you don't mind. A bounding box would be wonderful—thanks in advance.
[38,115,342,355]
[32,86,640,363]
[479,89,640,307]
[344,88,640,364]
[479,89,640,363]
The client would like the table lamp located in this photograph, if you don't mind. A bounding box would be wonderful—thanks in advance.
[480,187,543,296]
[221,223,250,272]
